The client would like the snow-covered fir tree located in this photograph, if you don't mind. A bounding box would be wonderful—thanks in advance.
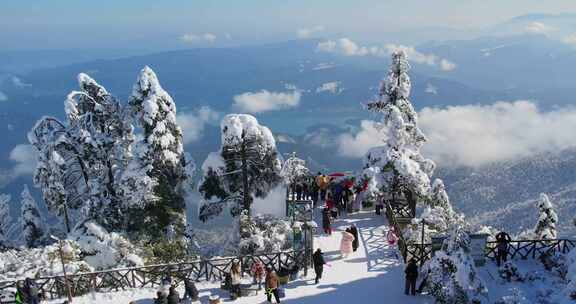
[363,50,435,203]
[29,68,191,243]
[125,66,189,241]
[280,152,310,191]
[423,227,488,304]
[533,193,558,240]
[198,114,282,222]
[20,185,45,248]
[30,73,133,232]
[0,194,12,249]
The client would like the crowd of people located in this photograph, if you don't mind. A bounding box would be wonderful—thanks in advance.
[152,275,199,304]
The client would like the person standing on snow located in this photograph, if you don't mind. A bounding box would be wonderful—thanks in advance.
[404,259,419,296]
[495,231,512,267]
[154,290,168,304]
[340,230,354,258]
[183,277,199,301]
[167,286,180,304]
[312,248,326,284]
[251,260,265,289]
[229,262,242,300]
[322,208,332,235]
[265,267,281,303]
[349,224,359,252]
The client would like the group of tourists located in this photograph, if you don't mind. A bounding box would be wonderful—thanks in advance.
[221,261,283,303]
[153,275,198,304]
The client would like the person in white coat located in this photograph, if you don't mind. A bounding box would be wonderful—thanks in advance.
[340,230,354,258]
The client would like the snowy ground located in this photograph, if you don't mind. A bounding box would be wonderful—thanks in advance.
[47,210,435,303]
[44,210,565,304]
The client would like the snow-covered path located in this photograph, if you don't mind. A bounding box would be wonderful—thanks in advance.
[49,211,434,303]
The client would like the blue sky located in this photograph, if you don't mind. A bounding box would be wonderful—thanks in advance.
[2,0,576,49]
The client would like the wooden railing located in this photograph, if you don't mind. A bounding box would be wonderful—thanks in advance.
[384,200,576,266]
[485,239,575,260]
[0,249,310,303]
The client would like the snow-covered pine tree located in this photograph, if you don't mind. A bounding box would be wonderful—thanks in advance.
[29,117,88,233]
[20,185,45,248]
[533,193,558,240]
[422,178,461,233]
[30,73,136,234]
[280,152,310,191]
[126,66,188,240]
[0,194,11,249]
[424,226,488,304]
[198,114,282,222]
[363,50,435,203]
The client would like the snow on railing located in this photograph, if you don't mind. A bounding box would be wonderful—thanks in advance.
[0,249,311,303]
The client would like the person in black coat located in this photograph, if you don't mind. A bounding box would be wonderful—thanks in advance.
[312,248,326,284]
[404,260,419,296]
[495,231,512,267]
[322,208,332,235]
[349,224,359,252]
[183,278,199,301]
[167,286,180,304]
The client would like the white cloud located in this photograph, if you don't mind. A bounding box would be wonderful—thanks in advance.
[316,38,456,71]
[425,83,438,95]
[11,76,31,88]
[297,25,325,39]
[233,88,301,113]
[316,81,343,94]
[176,106,220,144]
[336,101,576,167]
[439,59,457,71]
[180,33,217,43]
[311,62,337,71]
[0,91,7,101]
[9,144,37,177]
[337,120,382,158]
[525,22,556,34]
[563,33,576,45]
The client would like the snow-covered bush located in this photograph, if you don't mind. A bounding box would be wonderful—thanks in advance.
[423,227,488,304]
[0,241,91,281]
[20,185,45,248]
[238,213,292,255]
[498,261,524,282]
[280,152,310,186]
[70,221,143,270]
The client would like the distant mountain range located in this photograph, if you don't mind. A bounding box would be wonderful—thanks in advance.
[438,148,576,238]
[1,30,576,236]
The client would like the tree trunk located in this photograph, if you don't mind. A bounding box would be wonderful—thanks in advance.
[63,202,71,233]
[241,140,251,216]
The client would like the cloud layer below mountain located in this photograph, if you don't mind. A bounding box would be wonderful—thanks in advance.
[337,101,576,167]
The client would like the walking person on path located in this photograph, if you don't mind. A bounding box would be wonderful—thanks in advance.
[322,208,332,235]
[265,267,281,303]
[495,231,512,267]
[340,230,354,259]
[312,248,326,284]
[405,259,419,296]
